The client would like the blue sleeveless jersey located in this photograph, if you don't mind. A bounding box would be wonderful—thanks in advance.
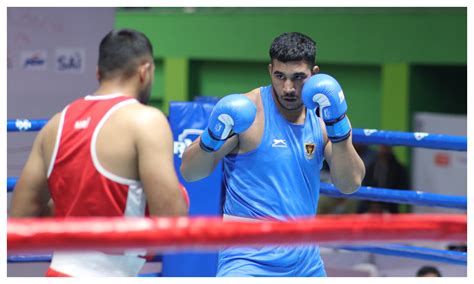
[217,85,327,277]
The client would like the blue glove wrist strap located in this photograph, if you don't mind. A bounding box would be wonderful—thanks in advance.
[200,127,226,152]
[326,115,351,143]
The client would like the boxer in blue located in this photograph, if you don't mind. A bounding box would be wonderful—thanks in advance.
[180,32,365,277]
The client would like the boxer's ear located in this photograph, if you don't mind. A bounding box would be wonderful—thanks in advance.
[312,65,320,75]
[138,62,151,83]
[96,66,100,81]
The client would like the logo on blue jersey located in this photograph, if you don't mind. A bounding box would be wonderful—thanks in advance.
[304,142,316,160]
[272,139,288,148]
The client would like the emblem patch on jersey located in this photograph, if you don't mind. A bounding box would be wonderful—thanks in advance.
[304,142,316,160]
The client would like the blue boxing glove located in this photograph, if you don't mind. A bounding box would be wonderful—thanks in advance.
[200,94,257,152]
[302,74,351,143]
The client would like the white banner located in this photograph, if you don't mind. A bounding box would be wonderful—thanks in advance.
[7,8,115,177]
[412,112,467,213]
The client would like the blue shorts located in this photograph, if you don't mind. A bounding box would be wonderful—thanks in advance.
[216,244,326,277]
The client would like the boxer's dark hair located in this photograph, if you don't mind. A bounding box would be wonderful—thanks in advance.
[98,28,153,81]
[269,32,316,67]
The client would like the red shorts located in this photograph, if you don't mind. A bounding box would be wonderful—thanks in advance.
[45,267,71,277]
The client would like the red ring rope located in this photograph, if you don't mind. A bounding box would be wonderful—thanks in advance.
[8,214,466,254]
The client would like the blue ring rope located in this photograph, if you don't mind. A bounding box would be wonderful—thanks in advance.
[7,119,49,132]
[7,177,17,193]
[320,182,466,210]
[8,245,466,266]
[7,254,52,263]
[7,254,163,276]
[7,119,467,152]
[8,254,163,263]
[7,178,467,210]
[352,128,466,151]
[331,244,467,266]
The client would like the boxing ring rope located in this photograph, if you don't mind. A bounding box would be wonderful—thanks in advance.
[320,183,466,210]
[7,254,163,263]
[331,244,467,266]
[8,254,54,263]
[7,119,49,132]
[7,119,467,151]
[7,118,468,271]
[351,128,467,151]
[7,177,16,193]
[7,214,466,254]
[8,244,466,266]
[6,178,467,210]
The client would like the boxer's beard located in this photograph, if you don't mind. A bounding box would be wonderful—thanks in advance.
[138,82,152,105]
[273,86,304,111]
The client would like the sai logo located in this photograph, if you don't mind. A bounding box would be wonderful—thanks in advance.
[174,129,204,158]
[15,119,32,131]
[55,48,85,73]
[21,50,47,71]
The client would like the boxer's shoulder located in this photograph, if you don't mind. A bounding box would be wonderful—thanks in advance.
[44,112,63,132]
[113,103,167,128]
[243,88,261,104]
[235,88,264,154]
[243,88,264,115]
[40,111,62,144]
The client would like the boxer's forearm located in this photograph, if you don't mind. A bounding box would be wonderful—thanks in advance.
[180,137,219,182]
[181,134,238,182]
[328,135,365,194]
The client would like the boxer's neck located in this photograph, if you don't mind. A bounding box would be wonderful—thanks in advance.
[94,78,139,100]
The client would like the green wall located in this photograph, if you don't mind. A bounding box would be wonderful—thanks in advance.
[381,63,411,164]
[116,8,466,64]
[190,60,269,98]
[322,64,381,129]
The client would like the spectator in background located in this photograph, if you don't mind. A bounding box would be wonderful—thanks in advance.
[416,266,442,277]
[318,144,375,215]
[447,242,467,252]
[354,144,377,169]
[357,145,409,213]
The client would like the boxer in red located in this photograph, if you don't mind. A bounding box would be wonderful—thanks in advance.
[10,28,188,276]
